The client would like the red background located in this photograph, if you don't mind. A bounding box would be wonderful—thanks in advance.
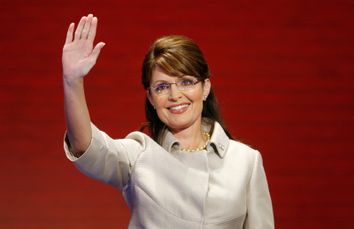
[1,0,353,228]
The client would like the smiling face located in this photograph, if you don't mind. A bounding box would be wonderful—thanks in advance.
[148,66,211,133]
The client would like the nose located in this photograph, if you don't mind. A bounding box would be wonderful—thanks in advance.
[168,83,182,101]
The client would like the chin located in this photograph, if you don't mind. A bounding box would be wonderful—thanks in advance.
[167,123,190,131]
[158,108,202,131]
[165,117,200,132]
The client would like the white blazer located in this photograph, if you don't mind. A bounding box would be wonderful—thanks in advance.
[64,121,274,228]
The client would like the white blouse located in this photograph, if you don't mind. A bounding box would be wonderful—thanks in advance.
[64,121,274,228]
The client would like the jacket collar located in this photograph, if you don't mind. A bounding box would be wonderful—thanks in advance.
[160,119,230,158]
[209,121,229,158]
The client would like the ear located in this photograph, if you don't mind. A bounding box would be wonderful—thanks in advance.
[146,90,155,107]
[203,79,211,100]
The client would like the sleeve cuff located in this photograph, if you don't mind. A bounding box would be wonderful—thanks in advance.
[63,123,102,162]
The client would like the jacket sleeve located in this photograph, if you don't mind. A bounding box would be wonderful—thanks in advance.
[244,151,274,229]
[64,123,144,189]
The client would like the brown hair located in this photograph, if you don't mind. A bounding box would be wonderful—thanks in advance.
[141,35,232,142]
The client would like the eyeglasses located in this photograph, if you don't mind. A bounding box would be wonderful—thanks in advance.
[149,78,201,95]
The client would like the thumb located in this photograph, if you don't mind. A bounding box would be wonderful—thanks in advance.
[91,42,105,61]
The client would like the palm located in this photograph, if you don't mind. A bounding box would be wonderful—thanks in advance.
[62,15,105,80]
[63,39,94,78]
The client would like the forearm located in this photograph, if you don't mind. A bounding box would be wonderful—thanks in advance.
[63,77,92,156]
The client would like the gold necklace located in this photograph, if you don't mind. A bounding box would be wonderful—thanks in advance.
[180,132,210,152]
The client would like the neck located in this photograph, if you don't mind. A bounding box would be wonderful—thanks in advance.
[170,119,205,150]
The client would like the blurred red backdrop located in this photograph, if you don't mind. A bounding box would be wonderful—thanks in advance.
[0,0,353,228]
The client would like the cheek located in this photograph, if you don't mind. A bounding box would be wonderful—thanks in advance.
[187,89,204,103]
[153,97,166,109]
[150,93,165,108]
[191,91,205,112]
[152,97,169,120]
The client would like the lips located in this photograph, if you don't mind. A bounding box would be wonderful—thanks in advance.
[168,103,190,114]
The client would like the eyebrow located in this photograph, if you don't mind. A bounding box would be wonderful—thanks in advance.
[151,80,169,85]
[151,76,196,84]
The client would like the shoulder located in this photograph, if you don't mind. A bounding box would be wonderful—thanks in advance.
[220,136,262,167]
[86,125,161,159]
[227,139,264,170]
[211,121,261,160]
[228,139,262,158]
[124,131,162,152]
[229,140,259,155]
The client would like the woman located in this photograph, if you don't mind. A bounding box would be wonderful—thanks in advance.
[62,14,274,228]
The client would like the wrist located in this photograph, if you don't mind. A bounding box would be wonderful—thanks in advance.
[63,75,84,88]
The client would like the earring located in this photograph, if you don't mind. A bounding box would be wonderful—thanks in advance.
[203,95,207,101]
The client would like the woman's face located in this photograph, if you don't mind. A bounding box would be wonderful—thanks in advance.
[148,66,211,132]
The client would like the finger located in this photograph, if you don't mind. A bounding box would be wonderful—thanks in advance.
[65,23,74,44]
[74,16,87,40]
[87,16,98,42]
[90,42,105,62]
[81,14,93,40]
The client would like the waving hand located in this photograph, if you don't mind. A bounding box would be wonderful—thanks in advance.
[62,14,105,81]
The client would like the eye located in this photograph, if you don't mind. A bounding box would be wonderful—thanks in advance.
[154,83,170,93]
[180,79,195,86]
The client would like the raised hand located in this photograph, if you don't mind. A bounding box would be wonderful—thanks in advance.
[62,14,105,81]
